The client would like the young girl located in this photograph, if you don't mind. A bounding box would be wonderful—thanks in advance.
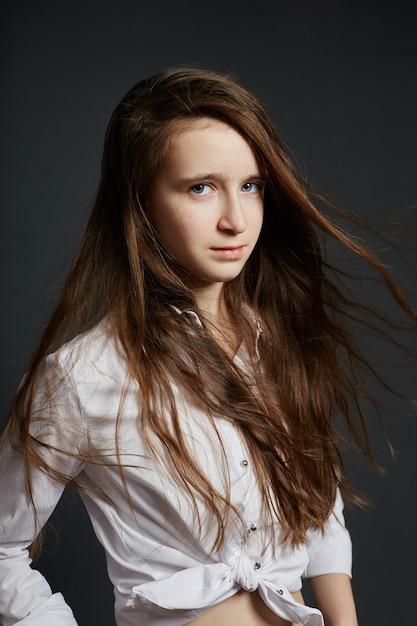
[1,67,415,626]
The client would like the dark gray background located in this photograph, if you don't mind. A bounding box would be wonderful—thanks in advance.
[1,1,416,624]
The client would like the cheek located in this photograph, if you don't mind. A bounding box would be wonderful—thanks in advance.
[251,208,264,236]
[158,214,199,255]
[171,212,209,241]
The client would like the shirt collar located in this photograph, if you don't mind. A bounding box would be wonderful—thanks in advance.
[170,305,262,361]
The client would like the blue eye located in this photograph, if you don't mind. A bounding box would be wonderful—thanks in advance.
[190,183,211,195]
[241,182,260,193]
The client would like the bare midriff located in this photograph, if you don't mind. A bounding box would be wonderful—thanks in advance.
[188,589,304,626]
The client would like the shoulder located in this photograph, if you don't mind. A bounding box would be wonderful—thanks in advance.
[38,318,133,423]
[52,317,127,383]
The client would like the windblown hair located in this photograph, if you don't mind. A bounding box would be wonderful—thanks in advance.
[6,67,417,552]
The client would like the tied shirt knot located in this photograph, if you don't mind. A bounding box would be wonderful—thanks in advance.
[126,555,325,625]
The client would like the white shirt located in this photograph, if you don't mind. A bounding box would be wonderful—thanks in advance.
[0,316,352,626]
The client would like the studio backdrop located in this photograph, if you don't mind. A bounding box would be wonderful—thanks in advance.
[1,2,416,625]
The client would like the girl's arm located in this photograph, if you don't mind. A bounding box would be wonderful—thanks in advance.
[303,489,357,625]
[308,573,358,626]
[0,354,84,625]
[0,433,81,625]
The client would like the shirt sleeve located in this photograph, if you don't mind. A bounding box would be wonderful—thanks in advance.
[0,353,85,625]
[303,487,352,579]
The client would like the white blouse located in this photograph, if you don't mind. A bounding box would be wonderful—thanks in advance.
[0,316,352,626]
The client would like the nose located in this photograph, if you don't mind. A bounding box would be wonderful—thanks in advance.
[217,193,247,234]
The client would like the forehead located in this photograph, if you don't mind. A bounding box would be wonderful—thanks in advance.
[168,116,245,145]
[161,117,260,173]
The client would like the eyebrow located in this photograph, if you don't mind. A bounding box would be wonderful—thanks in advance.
[178,172,266,184]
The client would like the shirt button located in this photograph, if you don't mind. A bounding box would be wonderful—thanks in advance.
[249,523,257,532]
[254,562,261,570]
[276,588,283,595]
[240,459,249,467]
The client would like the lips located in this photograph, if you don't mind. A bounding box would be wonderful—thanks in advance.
[211,245,246,259]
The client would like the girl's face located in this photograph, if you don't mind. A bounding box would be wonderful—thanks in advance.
[146,118,264,297]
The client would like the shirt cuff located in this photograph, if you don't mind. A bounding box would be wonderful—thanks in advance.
[4,593,78,626]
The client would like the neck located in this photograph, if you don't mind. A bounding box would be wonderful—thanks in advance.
[193,282,225,321]
[193,284,241,356]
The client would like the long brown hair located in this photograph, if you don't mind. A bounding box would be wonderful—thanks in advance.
[6,67,417,552]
